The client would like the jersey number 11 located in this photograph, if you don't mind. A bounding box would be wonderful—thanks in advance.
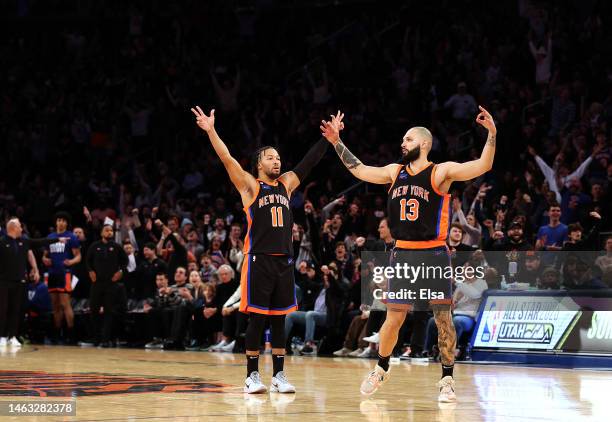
[271,206,284,227]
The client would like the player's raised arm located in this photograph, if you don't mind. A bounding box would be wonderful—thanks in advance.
[321,111,396,184]
[191,106,257,197]
[279,136,330,195]
[438,105,497,182]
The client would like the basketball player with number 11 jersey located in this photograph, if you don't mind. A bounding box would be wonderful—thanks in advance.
[192,106,336,395]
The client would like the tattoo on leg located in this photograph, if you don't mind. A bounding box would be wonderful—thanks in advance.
[433,307,456,366]
[334,141,362,169]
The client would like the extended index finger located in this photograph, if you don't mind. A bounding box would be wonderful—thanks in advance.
[478,105,492,116]
[190,107,201,118]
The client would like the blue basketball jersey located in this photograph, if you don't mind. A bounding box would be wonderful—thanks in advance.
[48,231,80,275]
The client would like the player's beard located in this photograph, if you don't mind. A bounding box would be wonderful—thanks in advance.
[264,167,281,180]
[400,147,420,164]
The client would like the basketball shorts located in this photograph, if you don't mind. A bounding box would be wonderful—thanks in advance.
[47,272,72,294]
[239,254,297,315]
[386,246,452,310]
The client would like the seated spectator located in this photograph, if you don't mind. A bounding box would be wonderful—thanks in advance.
[538,266,561,290]
[188,280,221,350]
[285,264,344,356]
[143,273,176,349]
[163,267,195,349]
[333,306,369,357]
[595,236,612,273]
[207,237,227,268]
[209,284,248,353]
[207,264,239,352]
[199,254,217,283]
[519,251,543,287]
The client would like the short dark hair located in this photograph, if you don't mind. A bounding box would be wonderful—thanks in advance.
[251,146,275,175]
[156,272,167,278]
[143,242,156,251]
[549,202,561,210]
[54,211,72,225]
[568,223,583,234]
[335,241,346,250]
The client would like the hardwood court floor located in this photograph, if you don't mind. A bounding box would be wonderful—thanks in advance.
[0,345,610,421]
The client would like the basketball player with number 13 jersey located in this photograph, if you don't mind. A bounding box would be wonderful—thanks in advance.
[322,107,497,402]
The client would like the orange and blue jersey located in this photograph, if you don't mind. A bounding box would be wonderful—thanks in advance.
[387,163,451,249]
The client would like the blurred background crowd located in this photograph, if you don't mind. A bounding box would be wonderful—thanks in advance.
[0,0,610,358]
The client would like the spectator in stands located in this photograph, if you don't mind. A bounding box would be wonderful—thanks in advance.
[199,254,217,283]
[156,219,188,282]
[595,237,612,274]
[207,265,239,352]
[538,266,561,290]
[451,198,482,247]
[286,264,344,356]
[186,230,204,260]
[207,218,227,243]
[144,273,174,349]
[536,204,568,251]
[138,242,167,300]
[444,82,477,130]
[562,212,602,251]
[163,266,194,350]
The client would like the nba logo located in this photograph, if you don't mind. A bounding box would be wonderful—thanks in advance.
[252,256,256,262]
[481,321,491,342]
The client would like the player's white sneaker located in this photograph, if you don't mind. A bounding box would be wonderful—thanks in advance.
[244,371,267,394]
[360,365,389,395]
[363,332,380,344]
[437,376,457,402]
[0,337,7,347]
[270,371,296,393]
[8,337,21,348]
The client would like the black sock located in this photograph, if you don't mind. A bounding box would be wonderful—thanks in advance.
[247,354,259,377]
[377,354,391,372]
[272,354,284,376]
[442,364,454,378]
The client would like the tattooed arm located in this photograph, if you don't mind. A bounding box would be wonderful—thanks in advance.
[433,306,457,367]
[320,111,396,184]
[437,105,497,183]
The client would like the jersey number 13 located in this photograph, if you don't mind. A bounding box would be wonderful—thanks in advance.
[399,198,419,221]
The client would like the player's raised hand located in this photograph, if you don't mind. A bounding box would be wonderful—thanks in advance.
[330,110,345,131]
[475,105,496,134]
[191,106,215,132]
[320,110,345,145]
